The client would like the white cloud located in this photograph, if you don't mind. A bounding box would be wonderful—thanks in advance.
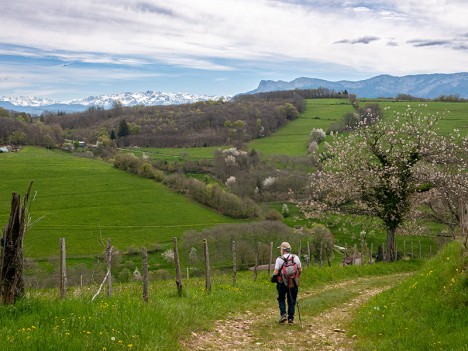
[0,0,467,98]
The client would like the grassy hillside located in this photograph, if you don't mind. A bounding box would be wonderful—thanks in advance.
[248,98,354,156]
[350,241,468,350]
[0,147,237,258]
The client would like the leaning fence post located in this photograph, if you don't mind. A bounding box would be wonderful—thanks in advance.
[254,242,260,281]
[173,237,183,296]
[60,238,67,299]
[106,239,112,298]
[203,239,211,293]
[142,247,149,302]
[232,240,236,286]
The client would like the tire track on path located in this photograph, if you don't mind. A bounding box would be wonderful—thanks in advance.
[182,273,411,351]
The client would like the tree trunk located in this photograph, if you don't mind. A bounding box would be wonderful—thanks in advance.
[1,182,33,305]
[386,227,396,262]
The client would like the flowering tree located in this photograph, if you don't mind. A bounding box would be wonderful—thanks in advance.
[295,106,467,261]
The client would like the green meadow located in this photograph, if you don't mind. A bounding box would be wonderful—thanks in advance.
[248,98,354,156]
[0,147,236,258]
[375,100,468,136]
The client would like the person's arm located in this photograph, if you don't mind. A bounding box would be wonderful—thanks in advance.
[271,258,282,282]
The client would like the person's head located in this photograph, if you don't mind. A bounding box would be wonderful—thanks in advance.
[278,242,291,254]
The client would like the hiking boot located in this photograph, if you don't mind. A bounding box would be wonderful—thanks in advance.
[278,314,287,323]
[288,319,294,325]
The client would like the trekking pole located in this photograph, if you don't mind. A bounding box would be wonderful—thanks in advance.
[296,298,303,329]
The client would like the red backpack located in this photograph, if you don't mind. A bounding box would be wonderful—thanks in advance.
[279,254,299,288]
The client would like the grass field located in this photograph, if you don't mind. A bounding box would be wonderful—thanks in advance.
[248,99,354,156]
[374,100,468,136]
[0,147,237,258]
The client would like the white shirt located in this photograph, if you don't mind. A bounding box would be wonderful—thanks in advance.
[275,253,302,271]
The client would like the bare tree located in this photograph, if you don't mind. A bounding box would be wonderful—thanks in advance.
[1,182,33,304]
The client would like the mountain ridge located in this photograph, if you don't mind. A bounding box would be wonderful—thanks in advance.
[248,72,468,99]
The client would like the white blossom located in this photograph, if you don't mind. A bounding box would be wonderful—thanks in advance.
[263,176,277,188]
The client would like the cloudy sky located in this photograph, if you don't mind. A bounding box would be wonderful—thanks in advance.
[1,0,467,100]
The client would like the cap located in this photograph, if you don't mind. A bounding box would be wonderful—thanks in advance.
[277,242,291,249]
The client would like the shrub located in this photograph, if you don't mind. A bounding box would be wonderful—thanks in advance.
[117,268,132,283]
[264,208,283,221]
[113,153,140,173]
[309,128,326,143]
[164,174,260,219]
[181,221,308,269]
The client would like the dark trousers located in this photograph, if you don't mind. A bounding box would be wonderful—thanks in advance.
[276,283,298,320]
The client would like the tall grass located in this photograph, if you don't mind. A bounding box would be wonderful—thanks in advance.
[350,241,468,351]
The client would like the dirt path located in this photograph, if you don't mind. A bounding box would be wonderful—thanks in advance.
[182,274,409,351]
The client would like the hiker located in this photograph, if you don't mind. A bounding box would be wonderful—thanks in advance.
[271,242,302,325]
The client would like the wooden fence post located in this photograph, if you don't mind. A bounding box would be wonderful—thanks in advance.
[361,242,364,265]
[204,239,211,293]
[254,242,260,281]
[307,241,311,267]
[142,247,149,303]
[298,241,302,258]
[404,240,406,257]
[319,242,323,268]
[268,242,273,276]
[411,240,414,258]
[232,240,236,286]
[173,237,183,296]
[106,239,112,298]
[369,243,373,264]
[352,244,357,265]
[60,238,67,299]
[419,240,422,258]
[343,242,348,266]
[462,201,468,248]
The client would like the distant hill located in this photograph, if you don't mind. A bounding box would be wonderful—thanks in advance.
[0,91,228,114]
[246,73,468,99]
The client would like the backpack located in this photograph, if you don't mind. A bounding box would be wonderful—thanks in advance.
[279,254,299,288]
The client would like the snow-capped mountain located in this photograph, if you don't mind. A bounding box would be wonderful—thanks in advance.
[0,91,229,114]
